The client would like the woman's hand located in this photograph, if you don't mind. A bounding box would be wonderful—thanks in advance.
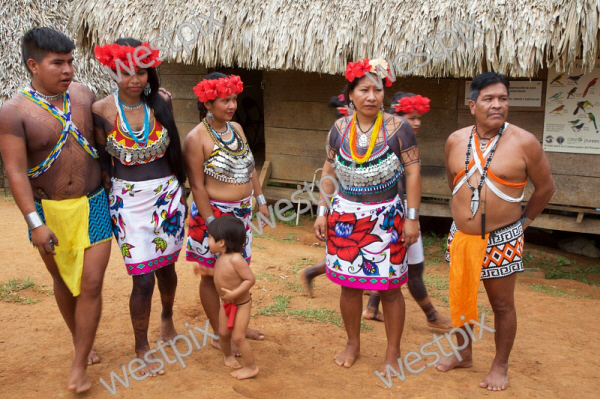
[314,215,327,241]
[402,219,419,247]
[258,204,269,227]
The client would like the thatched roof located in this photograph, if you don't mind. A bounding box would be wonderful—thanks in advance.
[70,0,600,78]
[0,0,109,106]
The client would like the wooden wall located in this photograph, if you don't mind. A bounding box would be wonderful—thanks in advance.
[263,70,600,211]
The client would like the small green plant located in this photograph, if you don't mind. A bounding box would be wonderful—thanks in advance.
[423,273,449,290]
[430,292,449,305]
[0,278,52,304]
[253,243,265,250]
[255,272,278,282]
[256,294,291,316]
[526,284,588,298]
[256,294,372,331]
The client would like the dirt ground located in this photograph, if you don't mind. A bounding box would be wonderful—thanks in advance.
[0,197,599,399]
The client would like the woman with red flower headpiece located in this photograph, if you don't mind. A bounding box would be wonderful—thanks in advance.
[184,72,267,362]
[313,59,422,373]
[390,92,452,330]
[92,38,186,376]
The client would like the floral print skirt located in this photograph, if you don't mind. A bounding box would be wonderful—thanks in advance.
[326,194,408,290]
[109,175,185,276]
[186,194,253,273]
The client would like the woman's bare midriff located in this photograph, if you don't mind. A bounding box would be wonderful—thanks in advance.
[204,175,253,202]
[452,183,523,235]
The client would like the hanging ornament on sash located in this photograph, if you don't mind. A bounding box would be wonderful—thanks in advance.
[464,123,506,217]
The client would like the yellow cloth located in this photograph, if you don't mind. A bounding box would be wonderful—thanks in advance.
[448,230,489,328]
[41,197,91,297]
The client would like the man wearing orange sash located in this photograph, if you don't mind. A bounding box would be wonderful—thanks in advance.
[436,73,554,391]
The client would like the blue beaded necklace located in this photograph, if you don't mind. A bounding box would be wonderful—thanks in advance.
[115,90,150,146]
[212,123,235,144]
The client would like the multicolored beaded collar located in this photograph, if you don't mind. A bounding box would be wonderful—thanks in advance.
[20,87,99,178]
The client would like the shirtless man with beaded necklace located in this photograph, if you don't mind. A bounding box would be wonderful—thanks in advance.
[437,72,555,391]
[0,28,112,393]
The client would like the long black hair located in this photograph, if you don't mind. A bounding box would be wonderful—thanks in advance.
[196,71,229,120]
[115,38,186,187]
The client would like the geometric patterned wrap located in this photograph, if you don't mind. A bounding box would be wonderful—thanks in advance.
[109,175,185,276]
[446,219,524,280]
[29,186,112,246]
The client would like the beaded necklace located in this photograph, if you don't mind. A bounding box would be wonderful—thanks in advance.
[203,118,246,155]
[464,123,506,237]
[20,88,99,178]
[115,91,151,146]
[349,113,382,164]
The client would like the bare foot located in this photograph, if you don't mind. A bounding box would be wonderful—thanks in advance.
[67,368,91,393]
[362,306,384,322]
[427,313,453,330]
[159,316,177,343]
[87,348,101,365]
[136,348,166,376]
[480,363,509,391]
[334,343,360,368]
[246,328,264,340]
[211,338,241,357]
[224,354,242,369]
[298,269,315,298]
[230,365,259,380]
[379,349,402,375]
[434,352,473,372]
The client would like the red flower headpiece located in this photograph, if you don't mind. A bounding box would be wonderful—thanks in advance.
[344,58,394,87]
[393,95,431,115]
[193,75,244,103]
[94,42,161,71]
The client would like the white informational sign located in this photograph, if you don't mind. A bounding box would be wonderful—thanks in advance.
[543,60,600,154]
[464,81,542,107]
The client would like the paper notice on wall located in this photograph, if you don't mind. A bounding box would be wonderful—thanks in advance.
[464,81,542,107]
[543,61,600,154]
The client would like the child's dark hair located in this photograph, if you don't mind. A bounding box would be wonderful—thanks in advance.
[21,28,75,74]
[207,216,246,253]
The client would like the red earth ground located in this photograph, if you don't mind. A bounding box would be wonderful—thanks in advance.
[0,197,598,398]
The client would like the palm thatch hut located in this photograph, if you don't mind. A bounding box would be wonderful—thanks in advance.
[6,0,600,233]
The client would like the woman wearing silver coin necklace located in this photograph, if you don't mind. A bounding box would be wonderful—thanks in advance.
[184,72,269,346]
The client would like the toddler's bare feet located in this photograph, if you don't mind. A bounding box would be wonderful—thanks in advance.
[230,365,259,379]
[224,354,242,369]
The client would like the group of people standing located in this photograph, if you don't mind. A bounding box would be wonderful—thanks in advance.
[0,27,555,394]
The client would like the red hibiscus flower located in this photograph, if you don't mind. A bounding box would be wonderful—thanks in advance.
[389,213,406,264]
[413,95,431,114]
[344,59,371,82]
[193,80,218,103]
[215,78,233,97]
[212,206,235,219]
[229,75,244,94]
[189,213,208,240]
[327,211,382,263]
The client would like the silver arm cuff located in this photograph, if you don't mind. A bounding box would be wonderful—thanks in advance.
[25,211,44,230]
[406,208,419,220]
[317,205,329,217]
[205,215,216,225]
[256,194,267,206]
